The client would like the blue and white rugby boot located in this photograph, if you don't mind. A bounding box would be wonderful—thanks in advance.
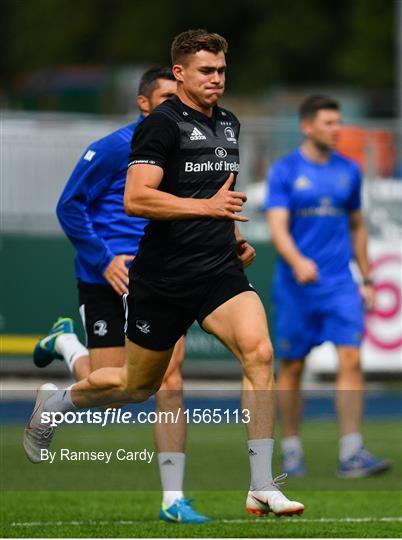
[282,449,306,477]
[33,317,74,368]
[338,447,391,478]
[23,383,59,463]
[160,498,212,524]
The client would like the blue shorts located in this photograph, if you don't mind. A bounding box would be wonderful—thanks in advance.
[273,277,365,359]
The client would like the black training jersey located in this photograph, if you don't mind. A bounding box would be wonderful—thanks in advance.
[128,95,241,283]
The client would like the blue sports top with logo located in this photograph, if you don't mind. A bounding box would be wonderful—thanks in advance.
[264,148,362,286]
[57,115,147,285]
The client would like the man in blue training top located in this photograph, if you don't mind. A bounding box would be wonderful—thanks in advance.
[265,95,391,478]
[32,66,211,524]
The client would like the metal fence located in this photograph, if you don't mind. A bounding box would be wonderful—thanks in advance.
[1,111,401,235]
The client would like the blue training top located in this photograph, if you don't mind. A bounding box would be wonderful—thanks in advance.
[57,115,148,285]
[264,148,362,286]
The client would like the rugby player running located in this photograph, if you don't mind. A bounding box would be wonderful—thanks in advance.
[25,29,304,517]
[32,66,210,524]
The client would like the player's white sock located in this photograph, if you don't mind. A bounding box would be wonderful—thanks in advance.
[43,384,77,413]
[248,438,274,491]
[281,435,303,455]
[158,452,185,506]
[55,333,89,374]
[339,432,363,461]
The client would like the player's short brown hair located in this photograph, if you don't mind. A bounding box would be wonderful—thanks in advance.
[171,29,228,65]
[299,95,340,120]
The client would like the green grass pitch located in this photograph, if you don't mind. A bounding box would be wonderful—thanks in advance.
[1,420,401,537]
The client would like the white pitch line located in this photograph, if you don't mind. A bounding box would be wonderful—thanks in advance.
[10,517,402,527]
[221,517,402,524]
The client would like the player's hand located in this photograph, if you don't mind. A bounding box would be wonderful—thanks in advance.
[361,283,376,311]
[293,256,318,284]
[206,173,249,222]
[236,239,256,268]
[103,254,135,295]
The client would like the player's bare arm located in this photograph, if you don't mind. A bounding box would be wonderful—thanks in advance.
[266,208,318,283]
[125,168,248,222]
[349,210,375,309]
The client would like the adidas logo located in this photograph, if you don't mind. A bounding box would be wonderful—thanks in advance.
[189,127,206,141]
[162,459,174,466]
[248,448,257,456]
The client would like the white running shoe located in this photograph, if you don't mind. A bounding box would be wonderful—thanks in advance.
[23,383,58,463]
[246,474,304,517]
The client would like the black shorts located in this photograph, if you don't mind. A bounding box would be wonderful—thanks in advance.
[78,281,125,349]
[125,267,254,351]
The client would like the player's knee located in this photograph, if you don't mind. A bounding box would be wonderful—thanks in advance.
[125,385,156,403]
[255,340,273,366]
[340,349,361,374]
[160,370,183,392]
[277,360,304,391]
[241,338,273,378]
[120,375,159,403]
[280,360,304,379]
[157,371,184,412]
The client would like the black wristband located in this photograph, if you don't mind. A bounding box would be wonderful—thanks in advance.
[363,278,374,286]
